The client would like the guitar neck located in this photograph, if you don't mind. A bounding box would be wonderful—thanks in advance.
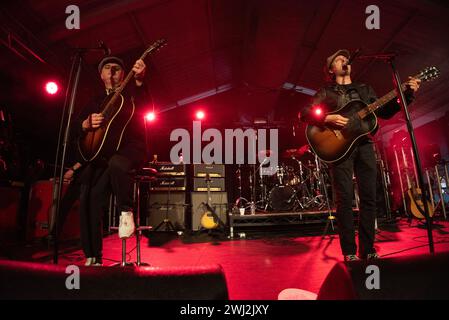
[102,50,150,117]
[357,82,408,120]
[206,175,212,206]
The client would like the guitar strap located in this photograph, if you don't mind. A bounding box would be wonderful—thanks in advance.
[325,83,370,109]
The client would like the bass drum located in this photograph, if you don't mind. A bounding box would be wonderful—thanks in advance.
[268,185,297,212]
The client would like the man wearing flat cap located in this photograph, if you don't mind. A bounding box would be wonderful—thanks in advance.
[75,56,148,266]
[301,49,421,262]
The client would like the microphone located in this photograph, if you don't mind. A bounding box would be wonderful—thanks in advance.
[98,41,111,56]
[343,48,362,70]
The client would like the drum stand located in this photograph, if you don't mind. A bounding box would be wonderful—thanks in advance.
[233,164,249,213]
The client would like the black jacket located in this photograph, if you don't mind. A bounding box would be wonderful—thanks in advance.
[301,82,414,130]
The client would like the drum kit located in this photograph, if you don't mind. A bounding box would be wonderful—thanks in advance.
[234,145,333,213]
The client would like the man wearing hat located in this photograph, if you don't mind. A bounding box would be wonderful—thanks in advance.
[76,56,147,266]
[301,49,421,261]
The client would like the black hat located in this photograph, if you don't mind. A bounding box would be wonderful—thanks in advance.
[98,56,125,73]
[326,49,350,70]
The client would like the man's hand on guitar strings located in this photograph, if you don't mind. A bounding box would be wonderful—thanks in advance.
[324,114,349,128]
[82,113,104,131]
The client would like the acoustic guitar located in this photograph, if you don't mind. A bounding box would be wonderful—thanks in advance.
[305,66,440,163]
[78,39,166,162]
[401,147,434,219]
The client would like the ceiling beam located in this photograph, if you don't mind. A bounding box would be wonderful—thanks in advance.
[40,0,170,43]
[289,0,341,85]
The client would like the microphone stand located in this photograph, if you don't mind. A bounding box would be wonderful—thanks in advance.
[52,50,83,264]
[52,45,106,264]
[357,53,435,254]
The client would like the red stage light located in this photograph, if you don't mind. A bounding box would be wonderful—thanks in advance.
[45,81,58,95]
[314,107,323,116]
[196,110,205,120]
[145,112,156,121]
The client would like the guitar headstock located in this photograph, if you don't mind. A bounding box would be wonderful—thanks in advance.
[415,66,440,82]
[144,38,167,56]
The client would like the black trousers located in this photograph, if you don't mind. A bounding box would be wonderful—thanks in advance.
[79,154,137,258]
[331,142,377,256]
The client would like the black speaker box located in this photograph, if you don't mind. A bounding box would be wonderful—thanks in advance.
[147,192,187,230]
[193,177,226,191]
[0,260,228,300]
[193,164,225,177]
[317,253,449,300]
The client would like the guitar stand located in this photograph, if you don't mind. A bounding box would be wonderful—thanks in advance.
[154,218,177,232]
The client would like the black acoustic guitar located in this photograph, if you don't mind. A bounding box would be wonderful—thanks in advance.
[305,66,439,163]
[78,39,166,162]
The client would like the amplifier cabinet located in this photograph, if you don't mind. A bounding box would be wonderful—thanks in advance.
[150,176,186,191]
[149,163,186,176]
[193,177,225,192]
[147,192,187,230]
[193,164,225,177]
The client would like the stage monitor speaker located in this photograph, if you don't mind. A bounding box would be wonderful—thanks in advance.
[147,191,186,230]
[191,192,228,231]
[317,252,449,300]
[0,260,228,300]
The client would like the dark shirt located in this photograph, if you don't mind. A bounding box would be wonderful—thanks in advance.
[301,82,414,136]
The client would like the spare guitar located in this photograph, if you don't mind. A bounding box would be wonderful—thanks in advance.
[401,147,434,219]
[200,173,220,230]
[78,39,166,162]
[306,66,440,163]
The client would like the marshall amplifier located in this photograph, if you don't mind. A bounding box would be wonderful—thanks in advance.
[150,177,186,191]
[193,164,225,177]
[150,162,186,176]
[193,177,225,192]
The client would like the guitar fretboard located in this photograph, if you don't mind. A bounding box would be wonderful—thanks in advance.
[101,40,165,118]
[357,82,408,119]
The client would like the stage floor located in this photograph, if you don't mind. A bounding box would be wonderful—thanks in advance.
[2,218,449,300]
